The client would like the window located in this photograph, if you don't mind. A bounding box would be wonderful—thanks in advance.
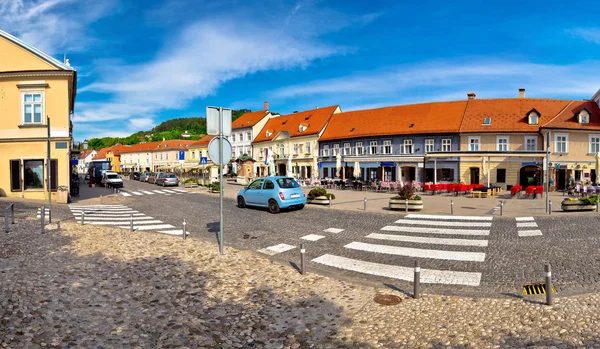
[305,142,311,154]
[383,140,392,154]
[528,112,539,125]
[263,180,275,190]
[483,117,491,125]
[22,92,44,124]
[590,135,600,153]
[24,160,44,189]
[579,111,590,124]
[260,148,264,158]
[166,154,169,160]
[468,137,480,151]
[232,134,236,142]
[496,168,506,183]
[425,139,434,153]
[323,145,330,157]
[333,144,340,156]
[525,137,537,151]
[555,134,568,153]
[10,160,21,191]
[404,139,413,154]
[277,178,300,188]
[344,142,351,155]
[247,147,252,156]
[279,144,285,156]
[246,132,251,141]
[496,136,509,151]
[356,141,363,155]
[293,143,299,155]
[442,139,451,152]
[436,169,455,182]
[191,151,195,159]
[369,141,378,154]
[248,179,264,190]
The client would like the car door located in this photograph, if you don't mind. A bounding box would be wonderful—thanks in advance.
[261,179,276,206]
[244,179,264,205]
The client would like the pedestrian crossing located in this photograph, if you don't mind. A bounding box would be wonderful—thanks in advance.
[119,188,192,197]
[516,217,542,237]
[68,204,186,236]
[312,214,490,286]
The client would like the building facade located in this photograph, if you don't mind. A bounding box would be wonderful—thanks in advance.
[230,102,273,159]
[253,106,340,178]
[0,30,77,200]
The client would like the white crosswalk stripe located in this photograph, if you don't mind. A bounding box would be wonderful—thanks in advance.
[120,192,132,197]
[311,213,492,286]
[116,188,192,197]
[131,191,143,196]
[257,243,296,256]
[68,204,183,236]
[516,217,541,237]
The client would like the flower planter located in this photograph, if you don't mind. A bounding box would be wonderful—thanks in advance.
[561,200,595,211]
[389,199,424,211]
[307,195,331,205]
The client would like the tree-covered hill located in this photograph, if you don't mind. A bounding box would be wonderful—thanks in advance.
[86,109,251,150]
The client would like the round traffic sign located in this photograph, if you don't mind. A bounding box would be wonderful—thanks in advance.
[208,136,233,165]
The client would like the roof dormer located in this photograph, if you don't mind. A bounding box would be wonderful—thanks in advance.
[299,123,308,133]
[266,129,274,138]
[578,108,591,124]
[527,109,540,125]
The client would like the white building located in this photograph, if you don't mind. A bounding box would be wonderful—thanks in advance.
[77,149,97,174]
[230,102,275,160]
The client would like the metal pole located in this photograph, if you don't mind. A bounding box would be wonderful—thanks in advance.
[451,200,454,215]
[363,197,367,211]
[48,207,52,224]
[549,200,552,215]
[47,116,52,217]
[300,243,306,275]
[219,107,224,255]
[414,260,420,299]
[405,198,408,213]
[130,213,134,232]
[500,201,503,216]
[11,204,14,224]
[41,205,45,234]
[545,131,550,213]
[183,218,187,240]
[596,200,599,213]
[545,263,552,305]
[81,210,85,225]
[4,208,8,233]
[328,198,332,208]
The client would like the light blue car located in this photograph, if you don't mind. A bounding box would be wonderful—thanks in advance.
[237,176,306,213]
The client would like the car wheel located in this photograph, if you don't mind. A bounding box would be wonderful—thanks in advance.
[237,196,246,208]
[297,204,305,210]
[268,199,280,214]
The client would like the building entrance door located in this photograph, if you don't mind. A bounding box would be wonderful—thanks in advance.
[470,167,479,184]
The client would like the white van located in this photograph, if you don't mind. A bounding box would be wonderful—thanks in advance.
[101,171,123,188]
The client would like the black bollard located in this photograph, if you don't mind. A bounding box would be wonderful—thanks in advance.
[545,264,552,305]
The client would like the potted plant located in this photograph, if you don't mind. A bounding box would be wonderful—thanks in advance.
[210,181,221,193]
[561,194,597,211]
[389,185,423,211]
[307,188,335,205]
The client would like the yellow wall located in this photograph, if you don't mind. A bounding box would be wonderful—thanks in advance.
[459,157,541,186]
[459,134,542,151]
[0,36,58,72]
[544,131,600,181]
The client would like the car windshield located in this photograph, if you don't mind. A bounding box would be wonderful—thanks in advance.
[107,174,119,179]
[166,174,176,178]
[276,178,299,189]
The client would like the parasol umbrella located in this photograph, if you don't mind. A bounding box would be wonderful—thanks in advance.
[353,161,361,179]
[336,154,342,178]
[287,154,293,177]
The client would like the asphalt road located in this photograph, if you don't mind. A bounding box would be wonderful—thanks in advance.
[8,178,600,298]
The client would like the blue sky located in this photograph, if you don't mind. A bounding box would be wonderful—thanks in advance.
[2,0,600,142]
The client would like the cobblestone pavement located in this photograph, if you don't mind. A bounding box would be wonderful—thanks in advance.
[3,220,600,348]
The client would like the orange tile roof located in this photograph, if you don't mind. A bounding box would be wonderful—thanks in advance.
[542,100,600,130]
[320,101,467,141]
[253,105,339,143]
[92,147,110,160]
[232,110,270,129]
[120,142,161,153]
[460,98,573,133]
[154,139,196,150]
[189,135,216,148]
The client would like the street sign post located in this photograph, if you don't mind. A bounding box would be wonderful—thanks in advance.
[206,106,233,255]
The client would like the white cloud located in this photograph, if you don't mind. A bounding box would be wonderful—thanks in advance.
[567,28,600,45]
[0,0,114,53]
[271,59,600,103]
[129,118,155,130]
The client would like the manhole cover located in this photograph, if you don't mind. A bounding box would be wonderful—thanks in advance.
[373,294,403,305]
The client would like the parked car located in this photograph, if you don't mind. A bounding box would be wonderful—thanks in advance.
[139,172,150,182]
[130,172,141,180]
[101,171,123,188]
[237,176,306,213]
[158,173,179,187]
[148,172,162,184]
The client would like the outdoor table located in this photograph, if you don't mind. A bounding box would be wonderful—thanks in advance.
[353,181,364,190]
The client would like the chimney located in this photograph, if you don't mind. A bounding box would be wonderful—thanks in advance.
[519,88,525,98]
[264,101,269,110]
[467,92,476,100]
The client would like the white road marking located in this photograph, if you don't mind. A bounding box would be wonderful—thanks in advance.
[158,230,185,235]
[381,225,490,236]
[301,234,325,241]
[153,190,167,194]
[71,213,145,217]
[517,222,538,228]
[324,228,345,234]
[120,192,132,197]
[141,191,155,195]
[257,243,296,256]
[69,205,128,209]
[73,216,155,221]
[131,191,143,196]
[88,220,163,225]
[312,254,481,286]
[172,189,187,193]
[518,230,543,237]
[394,219,491,227]
[345,241,486,262]
[516,217,535,221]
[406,214,493,221]
[162,189,176,193]
[120,224,176,230]
[70,210,140,214]
[366,233,488,247]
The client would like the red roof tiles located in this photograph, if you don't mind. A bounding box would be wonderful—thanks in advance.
[542,100,600,131]
[232,110,270,129]
[253,105,339,143]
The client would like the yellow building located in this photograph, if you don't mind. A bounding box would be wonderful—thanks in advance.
[0,30,76,201]
[187,136,218,183]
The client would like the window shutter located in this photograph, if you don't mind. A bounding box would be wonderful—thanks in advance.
[10,160,21,191]
[50,159,58,191]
